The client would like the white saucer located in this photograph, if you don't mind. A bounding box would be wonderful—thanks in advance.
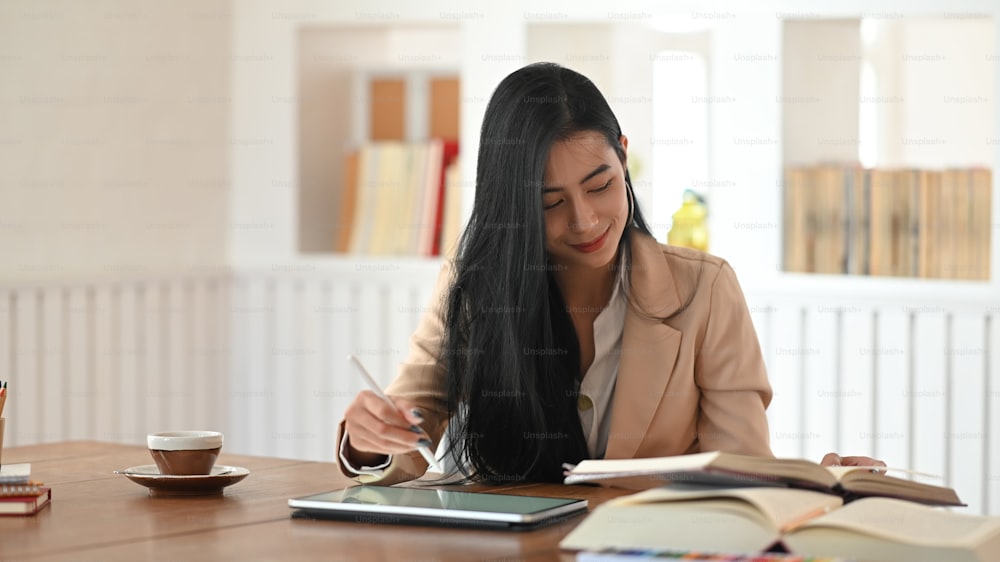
[119,464,250,496]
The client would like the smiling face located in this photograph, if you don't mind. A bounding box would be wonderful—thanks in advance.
[541,130,630,272]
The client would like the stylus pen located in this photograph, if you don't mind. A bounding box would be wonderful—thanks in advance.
[348,354,444,473]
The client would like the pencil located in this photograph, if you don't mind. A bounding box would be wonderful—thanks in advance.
[0,383,6,418]
[347,355,443,473]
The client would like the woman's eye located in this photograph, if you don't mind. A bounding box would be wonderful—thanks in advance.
[543,200,563,210]
[591,179,612,193]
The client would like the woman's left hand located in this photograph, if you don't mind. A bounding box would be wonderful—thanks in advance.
[820,452,887,469]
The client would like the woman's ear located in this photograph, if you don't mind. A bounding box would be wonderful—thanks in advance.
[619,134,629,154]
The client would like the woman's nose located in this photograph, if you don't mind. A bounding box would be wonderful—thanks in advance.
[567,198,597,233]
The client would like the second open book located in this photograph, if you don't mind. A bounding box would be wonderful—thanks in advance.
[560,485,1000,562]
[563,451,963,506]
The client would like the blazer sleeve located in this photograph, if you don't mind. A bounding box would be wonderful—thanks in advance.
[336,261,453,485]
[693,261,774,457]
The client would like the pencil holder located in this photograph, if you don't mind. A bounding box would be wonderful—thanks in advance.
[0,417,5,467]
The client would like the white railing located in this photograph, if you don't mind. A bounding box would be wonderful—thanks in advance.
[222,260,441,461]
[0,260,441,461]
[1,274,233,450]
[746,275,999,515]
[2,265,997,513]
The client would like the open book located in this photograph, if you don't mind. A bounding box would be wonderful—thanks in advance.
[564,451,963,506]
[560,485,1000,562]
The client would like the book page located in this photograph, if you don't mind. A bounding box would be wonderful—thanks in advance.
[616,485,843,530]
[560,498,784,554]
[828,467,963,506]
[569,452,721,476]
[825,465,941,480]
[795,497,1000,546]
[568,452,837,490]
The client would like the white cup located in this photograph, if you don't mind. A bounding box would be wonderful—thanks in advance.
[147,430,224,475]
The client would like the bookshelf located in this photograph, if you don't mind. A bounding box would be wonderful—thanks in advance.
[779,17,994,282]
[269,6,999,293]
[295,23,462,256]
[337,70,461,257]
[782,165,992,280]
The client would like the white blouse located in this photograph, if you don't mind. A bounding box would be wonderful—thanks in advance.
[577,277,626,458]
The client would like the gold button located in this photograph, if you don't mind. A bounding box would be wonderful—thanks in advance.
[578,395,594,411]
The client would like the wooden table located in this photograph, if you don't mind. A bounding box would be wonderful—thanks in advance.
[1,442,628,561]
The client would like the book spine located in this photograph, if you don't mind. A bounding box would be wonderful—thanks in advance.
[972,168,992,280]
[781,167,795,272]
[0,484,45,496]
[430,141,460,256]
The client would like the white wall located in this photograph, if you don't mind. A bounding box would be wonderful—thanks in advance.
[706,14,785,279]
[782,20,862,166]
[894,18,994,168]
[227,0,999,281]
[3,0,996,279]
[0,0,231,283]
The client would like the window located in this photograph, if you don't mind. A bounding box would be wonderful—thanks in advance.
[651,50,709,242]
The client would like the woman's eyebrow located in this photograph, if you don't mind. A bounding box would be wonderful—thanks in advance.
[542,164,611,192]
[578,164,610,185]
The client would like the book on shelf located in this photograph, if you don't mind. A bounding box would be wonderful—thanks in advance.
[563,451,963,506]
[368,141,407,256]
[415,139,445,256]
[971,168,992,280]
[348,144,379,255]
[954,169,971,279]
[560,484,1000,562]
[781,167,805,273]
[939,168,960,279]
[0,486,51,516]
[405,142,430,255]
[782,165,992,280]
[428,140,460,257]
[845,165,867,276]
[439,156,463,258]
[341,139,460,257]
[917,169,935,278]
[823,165,847,275]
[0,463,31,484]
[335,150,360,254]
[894,168,916,277]
[867,168,891,276]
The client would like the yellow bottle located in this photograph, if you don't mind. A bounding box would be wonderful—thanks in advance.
[667,190,709,252]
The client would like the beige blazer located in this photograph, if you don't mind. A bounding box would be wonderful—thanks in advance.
[338,232,774,484]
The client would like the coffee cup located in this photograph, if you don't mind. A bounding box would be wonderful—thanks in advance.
[147,431,223,475]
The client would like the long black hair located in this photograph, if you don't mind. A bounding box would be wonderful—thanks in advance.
[440,62,657,483]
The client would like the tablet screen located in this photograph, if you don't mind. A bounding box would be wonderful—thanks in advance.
[288,486,587,525]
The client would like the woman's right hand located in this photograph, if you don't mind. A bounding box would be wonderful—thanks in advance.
[343,390,431,466]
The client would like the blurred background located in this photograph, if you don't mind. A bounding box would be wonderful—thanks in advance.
[1,0,998,512]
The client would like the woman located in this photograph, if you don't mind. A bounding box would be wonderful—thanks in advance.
[339,62,882,485]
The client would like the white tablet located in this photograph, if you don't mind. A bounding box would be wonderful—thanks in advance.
[288,486,588,530]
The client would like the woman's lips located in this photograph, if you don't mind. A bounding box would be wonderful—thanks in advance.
[571,226,610,253]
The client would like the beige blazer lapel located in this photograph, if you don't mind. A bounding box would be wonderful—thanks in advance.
[605,233,683,459]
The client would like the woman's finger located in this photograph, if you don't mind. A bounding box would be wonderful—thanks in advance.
[820,452,842,467]
[839,455,886,467]
[344,391,430,454]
